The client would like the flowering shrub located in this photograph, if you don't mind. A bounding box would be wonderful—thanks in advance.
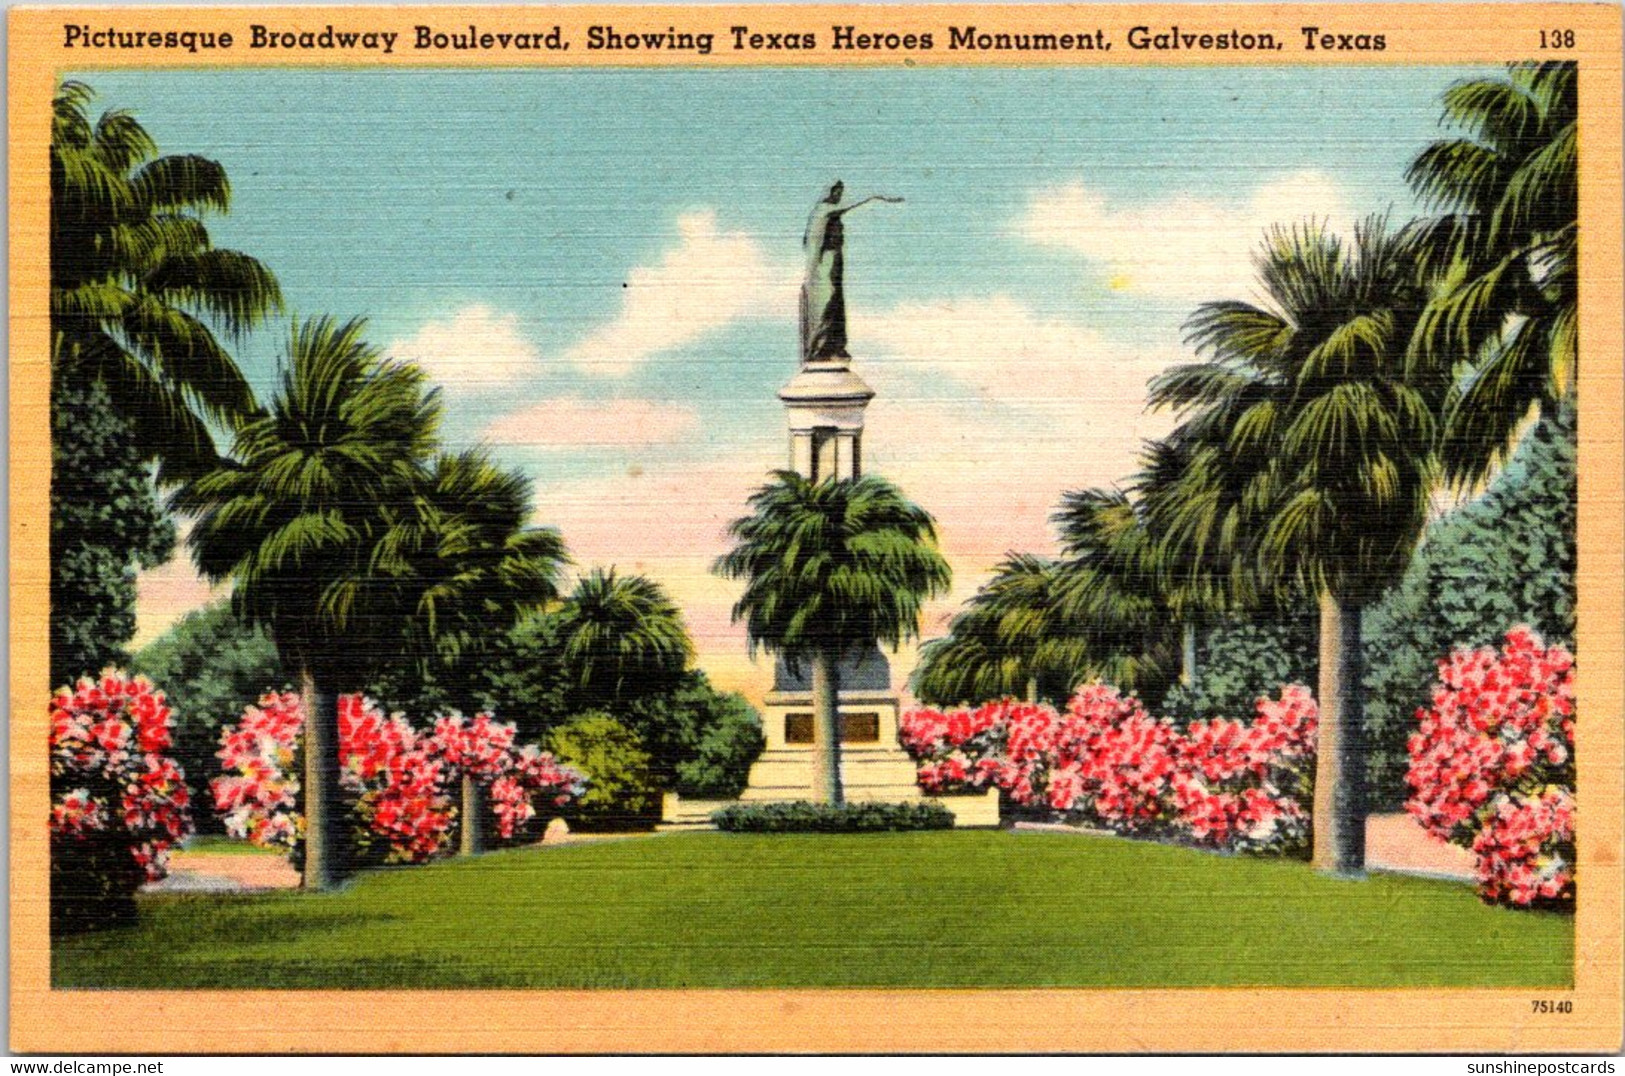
[901,683,1316,855]
[213,691,303,849]
[50,670,194,933]
[496,745,588,839]
[212,693,586,865]
[341,696,455,863]
[1407,626,1576,908]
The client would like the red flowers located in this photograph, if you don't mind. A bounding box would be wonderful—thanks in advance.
[901,683,1317,854]
[1406,626,1576,907]
[212,693,588,863]
[49,670,194,929]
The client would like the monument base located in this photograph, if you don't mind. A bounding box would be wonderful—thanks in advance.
[659,684,1002,829]
[741,688,920,802]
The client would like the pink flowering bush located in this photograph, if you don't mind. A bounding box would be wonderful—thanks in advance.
[340,695,456,863]
[901,683,1317,855]
[50,670,194,933]
[212,694,587,866]
[1168,685,1317,851]
[213,690,303,849]
[1406,626,1576,908]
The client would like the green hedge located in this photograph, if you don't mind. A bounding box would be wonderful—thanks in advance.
[711,801,954,833]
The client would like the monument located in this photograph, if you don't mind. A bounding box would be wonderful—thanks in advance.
[660,182,998,827]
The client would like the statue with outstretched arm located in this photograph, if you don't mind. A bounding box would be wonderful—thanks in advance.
[800,181,903,363]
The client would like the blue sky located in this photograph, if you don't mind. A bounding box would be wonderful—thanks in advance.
[88,65,1491,696]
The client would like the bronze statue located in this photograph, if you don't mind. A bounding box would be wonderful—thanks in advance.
[800,181,903,363]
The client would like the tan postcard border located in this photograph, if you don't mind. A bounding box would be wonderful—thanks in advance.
[9,3,1623,1054]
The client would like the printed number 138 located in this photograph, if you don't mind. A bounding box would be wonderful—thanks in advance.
[1540,29,1576,47]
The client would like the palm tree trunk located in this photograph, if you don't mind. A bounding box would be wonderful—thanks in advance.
[460,774,487,856]
[1180,621,1199,688]
[299,667,346,891]
[1025,676,1039,704]
[1312,591,1367,876]
[810,649,844,806]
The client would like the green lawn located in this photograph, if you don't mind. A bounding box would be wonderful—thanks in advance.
[54,830,1572,989]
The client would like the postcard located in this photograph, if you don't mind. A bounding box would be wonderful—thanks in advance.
[9,2,1623,1054]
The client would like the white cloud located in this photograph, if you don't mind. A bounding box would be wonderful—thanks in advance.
[1018,170,1352,301]
[565,209,796,376]
[855,294,1181,568]
[386,305,544,392]
[857,293,1166,405]
[484,397,699,450]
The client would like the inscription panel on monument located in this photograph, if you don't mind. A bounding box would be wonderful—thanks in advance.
[784,713,882,744]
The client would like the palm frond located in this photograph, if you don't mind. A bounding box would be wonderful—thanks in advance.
[131,153,231,214]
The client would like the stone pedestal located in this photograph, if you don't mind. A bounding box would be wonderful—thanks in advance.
[779,359,873,482]
[741,651,922,804]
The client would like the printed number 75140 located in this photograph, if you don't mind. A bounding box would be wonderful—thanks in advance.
[1531,1000,1574,1014]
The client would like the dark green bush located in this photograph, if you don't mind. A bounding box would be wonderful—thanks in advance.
[1161,612,1317,727]
[1362,405,1576,809]
[711,800,954,833]
[132,602,287,833]
[624,671,765,798]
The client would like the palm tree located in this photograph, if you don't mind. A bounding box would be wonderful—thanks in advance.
[375,450,569,855]
[557,568,693,712]
[50,81,281,684]
[177,316,440,889]
[716,472,950,805]
[1406,62,1576,486]
[1152,217,1441,875]
[51,80,281,481]
[913,554,1077,705]
[1129,434,1277,695]
[1051,487,1183,702]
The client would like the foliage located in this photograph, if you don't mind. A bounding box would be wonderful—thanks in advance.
[50,379,176,688]
[901,684,1318,855]
[1407,62,1577,485]
[557,569,692,710]
[716,471,951,665]
[131,601,285,832]
[177,316,442,690]
[711,801,954,833]
[473,614,575,742]
[546,712,661,827]
[623,670,765,798]
[1157,217,1440,606]
[1050,490,1184,705]
[212,693,585,864]
[913,554,1083,706]
[1406,627,1574,908]
[435,619,762,799]
[1162,612,1318,727]
[50,80,281,484]
[373,449,568,712]
[49,80,279,699]
[50,670,193,934]
[1363,405,1576,807]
